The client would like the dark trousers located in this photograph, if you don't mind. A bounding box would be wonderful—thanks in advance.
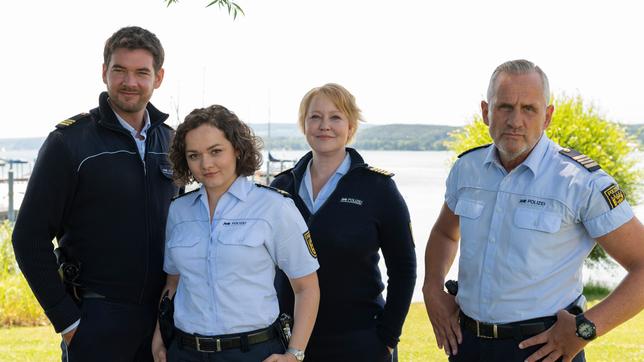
[61,298,157,362]
[167,335,283,362]
[305,327,395,362]
[449,321,586,362]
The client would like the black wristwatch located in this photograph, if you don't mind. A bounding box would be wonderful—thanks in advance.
[575,313,597,341]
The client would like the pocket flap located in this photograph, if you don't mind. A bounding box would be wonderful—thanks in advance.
[217,222,265,247]
[514,208,561,233]
[454,199,485,219]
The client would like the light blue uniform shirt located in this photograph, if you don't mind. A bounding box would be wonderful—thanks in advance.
[164,176,319,335]
[299,152,351,213]
[446,135,633,323]
[114,109,151,160]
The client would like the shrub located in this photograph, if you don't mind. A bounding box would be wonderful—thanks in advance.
[0,221,48,327]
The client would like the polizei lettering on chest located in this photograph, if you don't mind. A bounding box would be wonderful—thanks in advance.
[340,197,363,206]
[519,199,546,207]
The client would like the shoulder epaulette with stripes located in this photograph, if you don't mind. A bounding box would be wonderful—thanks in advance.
[457,144,492,158]
[255,183,291,197]
[56,112,91,129]
[367,166,394,177]
[559,148,601,172]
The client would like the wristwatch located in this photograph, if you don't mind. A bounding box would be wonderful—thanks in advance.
[575,313,597,341]
[286,347,305,361]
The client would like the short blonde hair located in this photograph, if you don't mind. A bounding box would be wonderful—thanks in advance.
[298,83,363,144]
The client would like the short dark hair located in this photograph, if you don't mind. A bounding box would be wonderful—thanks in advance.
[103,26,164,73]
[169,105,263,186]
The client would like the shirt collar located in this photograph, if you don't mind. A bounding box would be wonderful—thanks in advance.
[194,176,251,205]
[521,134,550,175]
[305,151,351,178]
[484,133,550,175]
[112,106,151,139]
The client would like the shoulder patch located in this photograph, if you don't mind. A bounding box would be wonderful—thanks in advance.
[558,148,601,172]
[457,144,492,158]
[601,183,625,209]
[56,112,91,129]
[367,166,394,177]
[255,183,291,198]
[303,231,317,258]
[171,188,199,201]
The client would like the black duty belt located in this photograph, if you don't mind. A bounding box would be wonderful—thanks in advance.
[176,326,276,353]
[460,312,556,339]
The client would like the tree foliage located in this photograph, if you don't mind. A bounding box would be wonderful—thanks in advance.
[445,94,643,261]
[164,0,244,19]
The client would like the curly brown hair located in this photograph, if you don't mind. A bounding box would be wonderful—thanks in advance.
[104,26,164,73]
[169,105,263,186]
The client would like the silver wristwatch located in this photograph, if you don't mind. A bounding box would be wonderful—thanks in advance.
[286,347,305,361]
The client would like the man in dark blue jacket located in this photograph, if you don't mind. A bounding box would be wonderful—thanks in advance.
[12,26,180,362]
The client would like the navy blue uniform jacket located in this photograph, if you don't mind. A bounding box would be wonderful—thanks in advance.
[271,148,416,348]
[12,92,180,332]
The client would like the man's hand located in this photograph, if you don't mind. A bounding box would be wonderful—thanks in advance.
[62,327,77,346]
[424,287,461,356]
[151,321,167,362]
[520,310,587,362]
[262,353,298,362]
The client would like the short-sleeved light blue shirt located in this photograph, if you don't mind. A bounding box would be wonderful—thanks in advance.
[164,176,319,335]
[445,135,633,323]
[298,152,351,213]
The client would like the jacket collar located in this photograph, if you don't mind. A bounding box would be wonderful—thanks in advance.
[290,147,367,189]
[96,91,169,131]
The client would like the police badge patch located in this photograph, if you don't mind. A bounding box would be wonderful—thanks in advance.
[303,231,317,258]
[601,183,625,209]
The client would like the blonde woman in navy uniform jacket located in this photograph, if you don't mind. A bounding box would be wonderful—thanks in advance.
[271,83,417,362]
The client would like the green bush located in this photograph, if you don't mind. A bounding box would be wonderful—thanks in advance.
[445,94,643,260]
[0,221,48,327]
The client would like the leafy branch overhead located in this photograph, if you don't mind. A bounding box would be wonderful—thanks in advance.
[164,0,244,19]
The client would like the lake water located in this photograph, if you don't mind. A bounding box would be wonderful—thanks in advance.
[2,148,643,302]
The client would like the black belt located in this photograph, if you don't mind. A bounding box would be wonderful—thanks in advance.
[460,312,556,339]
[176,326,276,353]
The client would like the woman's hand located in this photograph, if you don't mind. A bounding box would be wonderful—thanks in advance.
[151,321,167,362]
[262,353,298,362]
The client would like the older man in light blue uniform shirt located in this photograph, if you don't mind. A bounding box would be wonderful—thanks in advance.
[164,176,319,337]
[423,59,644,362]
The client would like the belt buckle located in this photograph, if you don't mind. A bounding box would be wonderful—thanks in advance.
[476,321,498,339]
[195,337,221,353]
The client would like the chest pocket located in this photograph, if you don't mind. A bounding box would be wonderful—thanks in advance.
[454,198,484,219]
[514,208,561,233]
[215,221,273,281]
[454,198,485,260]
[217,222,267,248]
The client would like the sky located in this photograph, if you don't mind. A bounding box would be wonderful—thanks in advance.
[1,0,643,138]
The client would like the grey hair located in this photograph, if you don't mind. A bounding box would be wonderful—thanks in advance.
[486,59,550,105]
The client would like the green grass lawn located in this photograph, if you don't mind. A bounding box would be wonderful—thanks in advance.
[2,302,643,362]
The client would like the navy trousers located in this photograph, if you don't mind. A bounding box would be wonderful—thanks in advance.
[305,327,395,362]
[61,298,157,362]
[449,322,586,362]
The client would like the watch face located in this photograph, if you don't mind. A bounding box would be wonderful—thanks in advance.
[578,322,596,339]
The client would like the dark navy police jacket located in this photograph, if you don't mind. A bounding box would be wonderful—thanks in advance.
[12,92,180,332]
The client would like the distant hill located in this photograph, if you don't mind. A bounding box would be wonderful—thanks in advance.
[1,123,642,153]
